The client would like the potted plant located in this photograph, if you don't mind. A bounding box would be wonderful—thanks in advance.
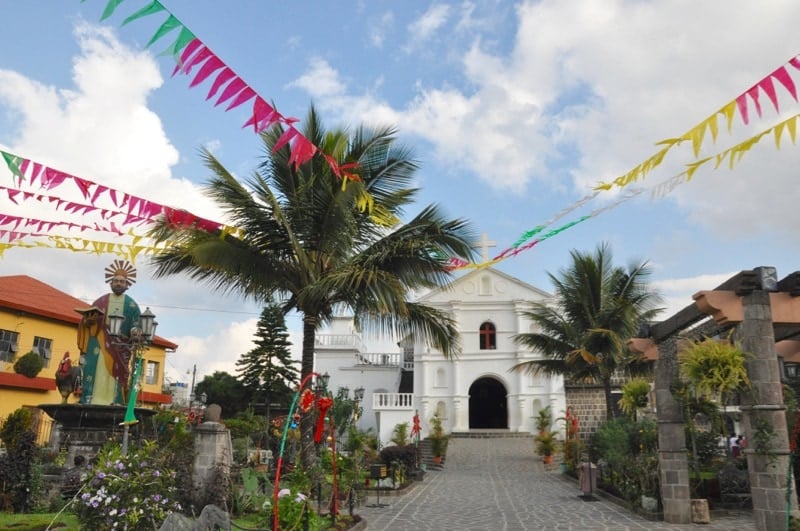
[533,406,559,464]
[535,430,557,464]
[429,414,447,465]
[535,405,553,435]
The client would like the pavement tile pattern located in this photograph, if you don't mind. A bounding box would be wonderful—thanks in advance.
[358,437,756,531]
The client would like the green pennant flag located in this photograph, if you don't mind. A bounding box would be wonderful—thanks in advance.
[100,0,126,21]
[144,15,181,48]
[159,26,196,59]
[1,151,24,181]
[122,0,166,27]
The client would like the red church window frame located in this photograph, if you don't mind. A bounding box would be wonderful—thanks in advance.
[479,321,496,350]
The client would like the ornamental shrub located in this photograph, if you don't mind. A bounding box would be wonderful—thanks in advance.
[262,488,326,531]
[0,408,40,512]
[13,350,43,378]
[71,440,182,530]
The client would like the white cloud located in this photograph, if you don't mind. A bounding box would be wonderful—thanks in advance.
[368,11,395,48]
[407,4,451,48]
[288,57,347,100]
[0,21,266,383]
[295,0,800,240]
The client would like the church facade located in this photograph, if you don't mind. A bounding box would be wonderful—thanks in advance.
[314,267,568,444]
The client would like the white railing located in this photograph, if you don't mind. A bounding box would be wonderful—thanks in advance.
[373,393,414,410]
[315,334,363,351]
[354,353,401,367]
[402,361,415,371]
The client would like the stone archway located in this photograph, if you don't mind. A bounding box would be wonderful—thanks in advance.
[468,377,508,429]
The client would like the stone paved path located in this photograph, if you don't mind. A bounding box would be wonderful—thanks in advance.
[358,437,756,530]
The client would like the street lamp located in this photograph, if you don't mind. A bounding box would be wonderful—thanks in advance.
[108,307,157,455]
[353,386,365,421]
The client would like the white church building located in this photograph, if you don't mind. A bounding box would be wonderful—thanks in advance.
[314,266,568,445]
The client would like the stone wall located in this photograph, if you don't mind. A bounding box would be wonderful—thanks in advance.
[565,385,607,438]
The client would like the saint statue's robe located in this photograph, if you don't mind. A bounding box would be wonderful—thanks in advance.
[76,293,141,405]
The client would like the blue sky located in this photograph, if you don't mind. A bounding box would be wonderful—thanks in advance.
[2,0,800,384]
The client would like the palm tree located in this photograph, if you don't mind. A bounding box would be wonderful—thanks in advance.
[513,243,661,420]
[147,106,475,458]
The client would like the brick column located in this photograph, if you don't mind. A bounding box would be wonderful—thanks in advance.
[655,337,691,524]
[737,290,797,531]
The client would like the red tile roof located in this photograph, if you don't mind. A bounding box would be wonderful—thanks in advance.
[0,275,177,350]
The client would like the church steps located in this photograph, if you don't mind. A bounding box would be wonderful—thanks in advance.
[449,431,533,439]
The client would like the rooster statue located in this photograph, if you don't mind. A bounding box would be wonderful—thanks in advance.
[55,352,82,404]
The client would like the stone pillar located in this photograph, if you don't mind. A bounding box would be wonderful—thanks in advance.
[737,290,797,531]
[654,337,691,524]
[193,417,233,498]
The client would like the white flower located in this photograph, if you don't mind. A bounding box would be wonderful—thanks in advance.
[277,488,291,499]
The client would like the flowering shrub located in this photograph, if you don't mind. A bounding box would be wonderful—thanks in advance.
[71,440,182,530]
[262,488,326,530]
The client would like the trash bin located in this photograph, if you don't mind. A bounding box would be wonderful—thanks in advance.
[578,462,597,496]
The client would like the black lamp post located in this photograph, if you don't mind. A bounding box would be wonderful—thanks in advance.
[108,306,157,455]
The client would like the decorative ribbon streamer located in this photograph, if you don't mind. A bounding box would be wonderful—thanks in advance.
[595,53,800,192]
[92,0,361,183]
[0,149,225,233]
[314,396,333,444]
[272,372,320,531]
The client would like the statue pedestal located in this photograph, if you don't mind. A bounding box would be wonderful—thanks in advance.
[39,404,157,465]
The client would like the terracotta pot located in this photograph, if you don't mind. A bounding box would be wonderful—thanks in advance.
[543,455,554,465]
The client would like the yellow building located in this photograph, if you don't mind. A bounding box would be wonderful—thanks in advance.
[0,275,176,424]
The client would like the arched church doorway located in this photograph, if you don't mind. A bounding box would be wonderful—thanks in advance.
[468,377,508,429]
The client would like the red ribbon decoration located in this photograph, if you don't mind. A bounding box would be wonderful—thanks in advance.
[300,389,315,413]
[315,396,333,443]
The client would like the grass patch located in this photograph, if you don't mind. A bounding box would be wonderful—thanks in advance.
[0,512,79,530]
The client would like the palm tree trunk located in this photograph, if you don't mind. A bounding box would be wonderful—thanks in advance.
[603,376,615,420]
[301,315,316,381]
[300,314,317,471]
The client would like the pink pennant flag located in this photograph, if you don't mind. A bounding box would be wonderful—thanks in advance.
[109,189,120,207]
[6,189,21,204]
[772,66,799,102]
[758,76,779,112]
[90,184,108,205]
[181,46,213,76]
[215,77,247,107]
[42,168,70,190]
[226,86,256,111]
[73,177,94,199]
[273,127,300,152]
[206,68,236,101]
[173,38,204,77]
[29,162,43,184]
[735,94,750,125]
[746,86,763,117]
[289,135,317,167]
[190,55,225,88]
[244,97,279,132]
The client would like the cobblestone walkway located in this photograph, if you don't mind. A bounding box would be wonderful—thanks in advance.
[358,437,756,530]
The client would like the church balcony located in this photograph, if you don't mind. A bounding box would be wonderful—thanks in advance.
[354,352,408,368]
[315,334,363,351]
[373,392,414,411]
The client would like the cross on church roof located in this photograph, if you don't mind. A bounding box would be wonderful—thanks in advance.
[474,232,497,262]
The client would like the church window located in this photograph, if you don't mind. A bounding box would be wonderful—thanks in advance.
[479,321,496,350]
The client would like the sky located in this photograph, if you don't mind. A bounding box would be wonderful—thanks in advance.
[1,0,800,386]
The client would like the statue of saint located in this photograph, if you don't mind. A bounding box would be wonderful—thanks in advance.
[75,260,141,405]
